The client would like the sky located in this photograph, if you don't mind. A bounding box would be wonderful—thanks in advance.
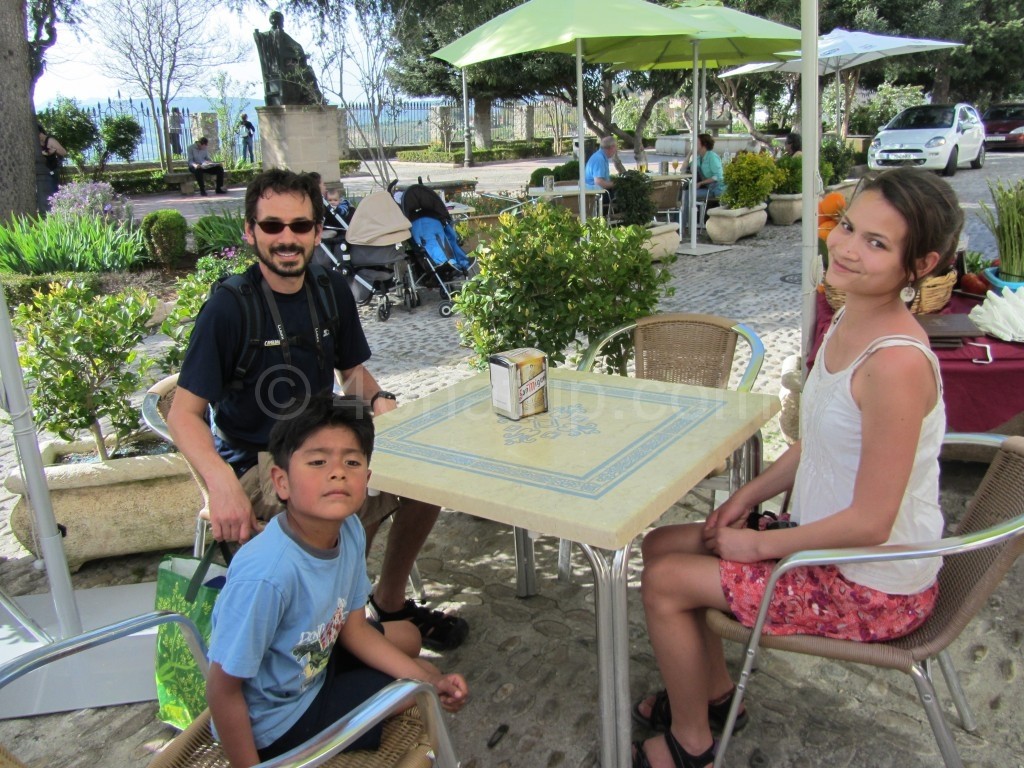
[34,2,366,108]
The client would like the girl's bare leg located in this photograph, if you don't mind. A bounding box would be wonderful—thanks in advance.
[638,552,734,768]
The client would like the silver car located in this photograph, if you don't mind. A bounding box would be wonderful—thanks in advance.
[867,103,986,177]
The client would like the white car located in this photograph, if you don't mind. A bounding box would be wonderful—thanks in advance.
[868,103,986,177]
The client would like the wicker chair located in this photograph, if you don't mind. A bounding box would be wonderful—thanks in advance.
[551,313,766,581]
[0,612,458,768]
[650,179,682,226]
[707,434,1024,768]
[140,374,426,600]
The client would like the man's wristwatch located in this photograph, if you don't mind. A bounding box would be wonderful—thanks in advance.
[370,390,397,407]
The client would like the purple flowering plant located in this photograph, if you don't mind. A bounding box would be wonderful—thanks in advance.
[49,181,133,225]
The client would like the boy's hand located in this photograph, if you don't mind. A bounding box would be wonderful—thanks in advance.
[433,673,469,712]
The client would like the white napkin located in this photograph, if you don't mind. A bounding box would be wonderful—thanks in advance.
[969,287,1024,342]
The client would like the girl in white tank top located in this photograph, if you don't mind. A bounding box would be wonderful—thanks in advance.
[632,169,964,768]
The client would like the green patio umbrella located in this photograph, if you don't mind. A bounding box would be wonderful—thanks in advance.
[589,0,801,253]
[433,0,733,221]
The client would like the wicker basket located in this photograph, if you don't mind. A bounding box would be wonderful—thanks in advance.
[823,270,957,314]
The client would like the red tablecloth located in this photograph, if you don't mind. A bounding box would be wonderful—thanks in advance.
[809,292,1024,432]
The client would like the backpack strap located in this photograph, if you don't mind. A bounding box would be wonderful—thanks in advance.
[209,270,263,391]
[307,263,341,343]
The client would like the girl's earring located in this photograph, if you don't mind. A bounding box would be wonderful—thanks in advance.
[900,284,918,303]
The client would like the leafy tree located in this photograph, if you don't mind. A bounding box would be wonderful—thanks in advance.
[96,113,144,172]
[37,97,99,174]
[88,0,245,171]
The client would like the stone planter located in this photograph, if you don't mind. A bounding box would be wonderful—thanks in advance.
[4,439,200,570]
[705,204,767,245]
[644,223,680,262]
[767,193,802,226]
[461,213,501,253]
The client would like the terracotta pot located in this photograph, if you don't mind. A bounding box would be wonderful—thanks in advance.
[705,204,767,245]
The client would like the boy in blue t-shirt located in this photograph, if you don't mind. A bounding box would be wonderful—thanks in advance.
[207,394,468,767]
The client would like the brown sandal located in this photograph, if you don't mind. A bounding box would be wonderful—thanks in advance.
[632,688,748,734]
[632,733,717,768]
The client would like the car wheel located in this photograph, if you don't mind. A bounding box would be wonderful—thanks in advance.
[971,144,986,169]
[942,147,958,177]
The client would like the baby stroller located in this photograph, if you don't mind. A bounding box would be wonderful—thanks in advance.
[400,183,474,318]
[319,190,415,321]
[315,195,355,265]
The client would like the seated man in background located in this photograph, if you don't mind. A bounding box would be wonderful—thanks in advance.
[584,136,619,213]
[187,137,227,196]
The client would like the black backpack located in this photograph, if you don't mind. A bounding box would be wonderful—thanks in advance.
[208,264,340,390]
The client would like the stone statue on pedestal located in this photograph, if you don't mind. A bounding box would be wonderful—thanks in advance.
[254,11,325,106]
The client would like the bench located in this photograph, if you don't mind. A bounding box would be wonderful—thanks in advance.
[394,179,479,197]
[164,171,196,195]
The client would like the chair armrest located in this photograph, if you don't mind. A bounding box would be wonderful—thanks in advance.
[256,679,458,768]
[732,322,765,392]
[577,322,637,372]
[142,392,172,443]
[0,611,209,693]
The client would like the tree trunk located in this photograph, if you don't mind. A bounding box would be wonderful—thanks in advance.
[473,96,492,149]
[931,65,951,105]
[714,76,775,147]
[0,1,41,219]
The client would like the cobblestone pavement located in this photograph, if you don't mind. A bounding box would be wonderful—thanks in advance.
[1,154,1023,767]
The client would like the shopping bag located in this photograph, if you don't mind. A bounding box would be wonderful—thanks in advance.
[154,542,230,730]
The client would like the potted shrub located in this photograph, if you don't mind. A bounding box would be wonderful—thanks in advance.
[979,179,1024,289]
[4,281,198,569]
[767,155,834,226]
[706,151,784,245]
[454,203,674,373]
[611,170,657,227]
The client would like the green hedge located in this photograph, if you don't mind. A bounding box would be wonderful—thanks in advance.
[395,139,556,164]
[339,159,361,176]
[0,271,102,311]
[65,167,261,195]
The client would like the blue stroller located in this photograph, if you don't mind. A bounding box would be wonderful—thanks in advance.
[400,183,474,318]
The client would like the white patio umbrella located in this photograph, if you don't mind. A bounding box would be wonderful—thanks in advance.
[722,28,962,135]
[723,27,962,367]
[433,0,733,222]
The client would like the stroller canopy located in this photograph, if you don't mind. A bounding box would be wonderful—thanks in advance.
[401,184,452,226]
[346,191,412,246]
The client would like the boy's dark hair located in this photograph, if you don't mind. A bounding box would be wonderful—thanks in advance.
[785,133,802,153]
[268,393,375,470]
[244,168,324,225]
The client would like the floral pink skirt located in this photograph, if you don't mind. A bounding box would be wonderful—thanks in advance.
[720,560,938,642]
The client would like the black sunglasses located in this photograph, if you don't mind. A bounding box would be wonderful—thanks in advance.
[253,219,318,235]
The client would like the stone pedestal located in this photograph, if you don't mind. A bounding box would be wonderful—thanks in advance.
[257,104,341,182]
[190,112,220,154]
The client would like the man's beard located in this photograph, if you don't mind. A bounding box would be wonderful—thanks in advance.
[256,242,312,277]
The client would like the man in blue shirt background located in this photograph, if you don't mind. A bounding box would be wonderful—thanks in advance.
[585,136,618,213]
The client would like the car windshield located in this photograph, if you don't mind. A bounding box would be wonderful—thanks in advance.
[888,107,955,130]
[983,105,1024,121]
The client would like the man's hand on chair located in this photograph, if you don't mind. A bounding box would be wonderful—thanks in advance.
[208,478,261,543]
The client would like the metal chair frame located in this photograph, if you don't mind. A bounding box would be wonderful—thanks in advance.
[709,433,1024,768]
[0,612,459,768]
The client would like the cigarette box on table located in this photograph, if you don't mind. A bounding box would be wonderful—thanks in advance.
[488,347,548,420]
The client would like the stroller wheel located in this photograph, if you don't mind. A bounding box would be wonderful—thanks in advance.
[401,285,415,311]
[412,289,422,308]
[378,297,392,321]
[438,300,454,318]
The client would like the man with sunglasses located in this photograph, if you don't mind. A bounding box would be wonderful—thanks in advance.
[168,169,468,652]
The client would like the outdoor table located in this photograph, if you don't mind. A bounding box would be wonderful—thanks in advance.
[809,292,1024,432]
[527,185,606,218]
[368,368,779,768]
[444,202,474,220]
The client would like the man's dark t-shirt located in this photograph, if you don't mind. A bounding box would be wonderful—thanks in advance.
[176,264,370,473]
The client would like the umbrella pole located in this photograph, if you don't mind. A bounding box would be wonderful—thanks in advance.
[462,68,473,168]
[689,41,699,249]
[800,5,821,371]
[0,292,82,639]
[576,39,587,223]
